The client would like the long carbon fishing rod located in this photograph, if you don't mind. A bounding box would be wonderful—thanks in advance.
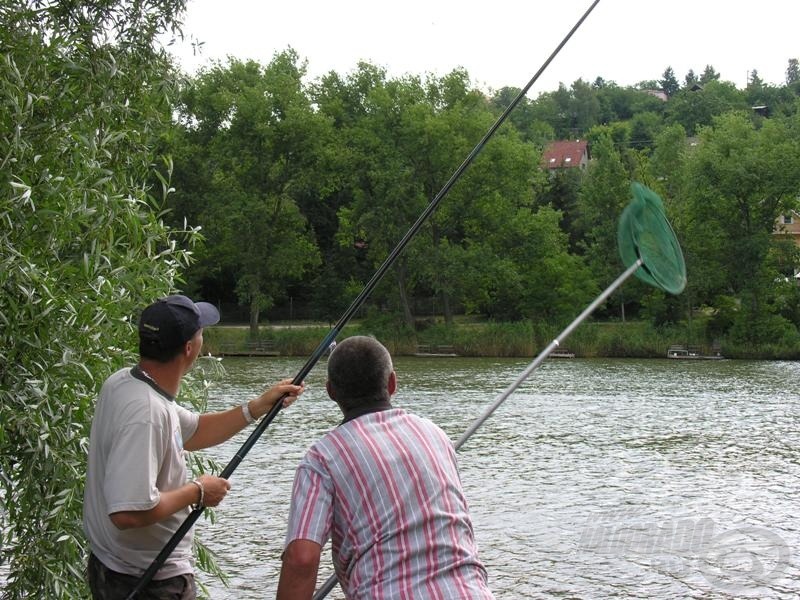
[128,1,601,597]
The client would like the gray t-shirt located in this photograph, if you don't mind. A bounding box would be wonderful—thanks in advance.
[83,367,200,578]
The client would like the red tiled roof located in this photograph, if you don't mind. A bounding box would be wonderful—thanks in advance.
[541,140,588,169]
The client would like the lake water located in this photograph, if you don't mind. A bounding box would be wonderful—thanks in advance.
[195,356,800,599]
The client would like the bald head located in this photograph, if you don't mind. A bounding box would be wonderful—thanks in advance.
[327,336,394,410]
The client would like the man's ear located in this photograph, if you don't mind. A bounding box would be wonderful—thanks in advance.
[325,380,335,400]
[388,371,397,396]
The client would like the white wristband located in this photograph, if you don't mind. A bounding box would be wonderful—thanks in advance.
[191,479,204,510]
[242,401,256,424]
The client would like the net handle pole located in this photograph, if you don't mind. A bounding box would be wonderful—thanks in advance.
[454,258,642,450]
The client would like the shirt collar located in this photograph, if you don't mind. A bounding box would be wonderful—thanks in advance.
[130,365,175,401]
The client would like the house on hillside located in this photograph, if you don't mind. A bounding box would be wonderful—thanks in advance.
[774,210,800,282]
[774,210,800,248]
[643,89,668,101]
[541,139,589,171]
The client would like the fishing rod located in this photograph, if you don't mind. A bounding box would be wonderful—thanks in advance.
[128,1,602,596]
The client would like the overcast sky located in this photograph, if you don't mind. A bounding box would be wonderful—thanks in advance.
[164,0,799,95]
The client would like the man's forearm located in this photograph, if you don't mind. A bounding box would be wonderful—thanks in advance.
[109,484,199,529]
[183,405,250,450]
[276,565,319,600]
[277,539,323,600]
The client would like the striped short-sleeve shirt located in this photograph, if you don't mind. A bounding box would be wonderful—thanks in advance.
[284,408,494,599]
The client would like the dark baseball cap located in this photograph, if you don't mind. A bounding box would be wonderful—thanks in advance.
[138,295,220,349]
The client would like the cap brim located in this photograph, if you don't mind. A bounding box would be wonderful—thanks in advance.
[195,302,220,327]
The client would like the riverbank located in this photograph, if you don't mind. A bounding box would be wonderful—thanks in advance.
[202,319,800,360]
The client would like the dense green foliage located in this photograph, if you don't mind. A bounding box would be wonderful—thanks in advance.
[166,55,800,354]
[0,1,215,597]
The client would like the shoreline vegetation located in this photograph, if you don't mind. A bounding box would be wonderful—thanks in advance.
[203,319,800,361]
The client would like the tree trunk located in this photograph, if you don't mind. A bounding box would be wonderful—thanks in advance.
[442,291,453,326]
[249,299,260,338]
[396,264,415,330]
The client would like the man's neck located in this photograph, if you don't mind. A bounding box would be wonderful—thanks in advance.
[340,400,393,424]
[137,359,182,397]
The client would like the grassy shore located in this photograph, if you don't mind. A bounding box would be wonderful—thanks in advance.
[201,318,797,359]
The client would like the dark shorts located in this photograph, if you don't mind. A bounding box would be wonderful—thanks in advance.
[87,553,196,600]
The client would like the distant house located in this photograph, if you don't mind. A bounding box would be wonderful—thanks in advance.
[643,89,668,101]
[541,139,589,171]
[774,210,800,248]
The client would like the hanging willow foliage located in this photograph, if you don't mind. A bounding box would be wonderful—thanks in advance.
[0,1,228,597]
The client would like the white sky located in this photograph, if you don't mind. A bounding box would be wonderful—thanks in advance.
[164,0,799,95]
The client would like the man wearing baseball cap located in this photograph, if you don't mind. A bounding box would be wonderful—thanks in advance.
[83,295,304,599]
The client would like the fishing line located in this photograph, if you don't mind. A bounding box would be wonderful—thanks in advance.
[128,1,603,597]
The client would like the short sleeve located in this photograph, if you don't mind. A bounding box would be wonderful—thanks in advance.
[104,421,162,513]
[284,457,333,548]
[174,402,199,445]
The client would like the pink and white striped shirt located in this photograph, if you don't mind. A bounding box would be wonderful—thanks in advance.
[284,408,494,599]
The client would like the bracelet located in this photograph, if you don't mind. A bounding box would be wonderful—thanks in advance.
[191,479,204,510]
[242,400,256,424]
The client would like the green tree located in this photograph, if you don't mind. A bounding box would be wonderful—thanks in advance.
[594,83,666,124]
[699,64,721,84]
[489,86,554,144]
[748,69,764,89]
[576,132,631,316]
[536,168,584,251]
[629,111,664,151]
[571,78,601,133]
[666,79,747,135]
[460,200,598,322]
[426,96,559,322]
[321,65,566,326]
[0,0,203,596]
[648,123,689,199]
[787,58,800,85]
[660,66,680,97]
[326,66,432,329]
[681,112,800,343]
[171,53,325,334]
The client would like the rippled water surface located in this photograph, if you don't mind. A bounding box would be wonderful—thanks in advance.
[196,357,800,599]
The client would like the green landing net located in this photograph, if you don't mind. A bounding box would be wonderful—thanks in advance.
[617,182,687,295]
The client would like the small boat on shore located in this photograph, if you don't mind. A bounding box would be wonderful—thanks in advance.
[414,344,458,357]
[666,344,724,360]
[216,340,280,356]
[550,348,576,358]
